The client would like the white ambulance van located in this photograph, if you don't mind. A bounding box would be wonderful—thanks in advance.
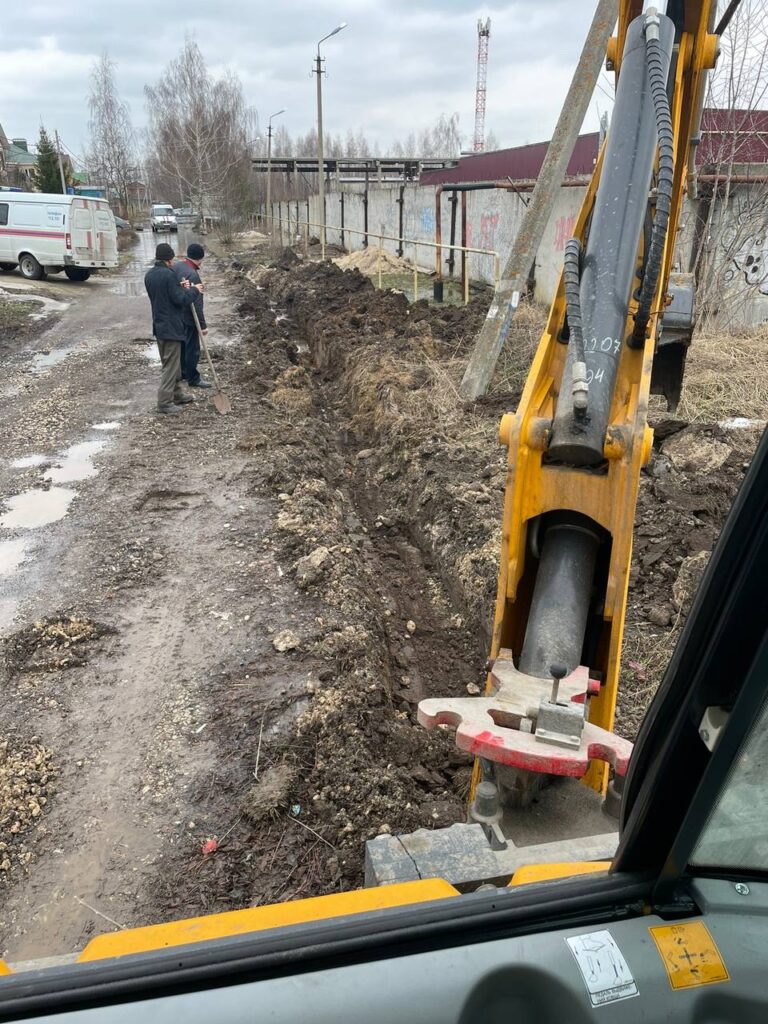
[0,192,118,282]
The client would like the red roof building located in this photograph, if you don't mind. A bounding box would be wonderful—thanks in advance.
[420,109,768,186]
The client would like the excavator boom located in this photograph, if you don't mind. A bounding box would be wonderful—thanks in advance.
[418,0,720,836]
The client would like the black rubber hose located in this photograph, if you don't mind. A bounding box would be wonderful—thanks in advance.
[563,237,588,417]
[563,237,585,364]
[631,26,675,348]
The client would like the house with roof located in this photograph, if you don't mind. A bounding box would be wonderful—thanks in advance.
[0,129,38,187]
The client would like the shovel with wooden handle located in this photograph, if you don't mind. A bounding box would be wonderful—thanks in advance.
[191,306,232,415]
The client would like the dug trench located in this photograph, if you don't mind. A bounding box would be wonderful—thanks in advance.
[160,250,762,916]
[0,240,763,960]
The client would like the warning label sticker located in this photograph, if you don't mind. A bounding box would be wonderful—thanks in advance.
[567,929,639,1007]
[650,921,730,990]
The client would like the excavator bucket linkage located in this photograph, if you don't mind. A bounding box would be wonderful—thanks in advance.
[419,658,633,778]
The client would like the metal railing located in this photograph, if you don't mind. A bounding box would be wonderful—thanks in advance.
[253,213,500,305]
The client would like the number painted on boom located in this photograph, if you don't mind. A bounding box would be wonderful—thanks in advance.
[585,337,620,355]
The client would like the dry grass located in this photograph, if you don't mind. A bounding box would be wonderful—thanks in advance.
[493,300,547,396]
[677,327,768,423]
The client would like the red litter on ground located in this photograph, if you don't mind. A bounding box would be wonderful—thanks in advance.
[201,837,218,855]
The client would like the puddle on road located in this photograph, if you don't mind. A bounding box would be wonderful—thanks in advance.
[43,440,107,484]
[92,421,121,431]
[11,454,48,469]
[0,537,30,576]
[0,597,20,631]
[30,346,76,373]
[0,488,76,529]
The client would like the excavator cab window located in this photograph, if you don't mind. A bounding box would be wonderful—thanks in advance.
[691,696,768,874]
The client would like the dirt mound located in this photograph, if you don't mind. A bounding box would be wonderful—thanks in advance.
[244,256,763,741]
[197,252,764,908]
[0,736,58,882]
[333,248,414,276]
[3,613,115,678]
[618,421,761,735]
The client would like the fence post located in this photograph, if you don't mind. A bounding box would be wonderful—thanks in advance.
[378,235,383,290]
[413,243,418,302]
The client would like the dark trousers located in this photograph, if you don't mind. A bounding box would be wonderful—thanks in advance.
[157,340,184,408]
[181,320,201,384]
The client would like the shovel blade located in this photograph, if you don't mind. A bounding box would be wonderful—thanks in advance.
[213,391,232,415]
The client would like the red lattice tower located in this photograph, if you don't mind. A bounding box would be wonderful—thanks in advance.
[473,18,491,153]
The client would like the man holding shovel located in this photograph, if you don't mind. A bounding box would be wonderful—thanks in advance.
[144,242,203,415]
[174,243,211,389]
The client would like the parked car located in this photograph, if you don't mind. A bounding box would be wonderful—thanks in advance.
[0,191,118,281]
[114,215,131,231]
[150,204,178,232]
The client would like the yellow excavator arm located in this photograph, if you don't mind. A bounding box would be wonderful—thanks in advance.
[420,0,720,819]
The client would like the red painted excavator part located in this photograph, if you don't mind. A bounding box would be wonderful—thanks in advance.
[418,662,633,778]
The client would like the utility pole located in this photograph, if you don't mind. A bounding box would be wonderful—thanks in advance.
[54,130,67,194]
[313,23,347,258]
[460,0,619,400]
[266,109,285,240]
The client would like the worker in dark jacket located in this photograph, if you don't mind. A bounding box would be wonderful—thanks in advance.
[144,242,203,415]
[173,243,211,388]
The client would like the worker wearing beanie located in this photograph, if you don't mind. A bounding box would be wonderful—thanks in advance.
[144,242,203,414]
[173,242,212,389]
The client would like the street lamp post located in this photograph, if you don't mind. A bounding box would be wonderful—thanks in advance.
[266,109,285,240]
[313,22,347,257]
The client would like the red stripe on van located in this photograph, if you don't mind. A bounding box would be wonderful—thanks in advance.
[0,228,67,239]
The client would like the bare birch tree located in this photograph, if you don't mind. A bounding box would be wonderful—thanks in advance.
[144,39,253,231]
[87,54,137,213]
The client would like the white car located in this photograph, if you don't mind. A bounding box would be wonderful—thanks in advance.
[150,204,178,233]
[0,191,118,281]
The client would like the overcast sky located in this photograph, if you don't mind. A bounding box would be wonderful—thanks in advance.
[0,1,614,163]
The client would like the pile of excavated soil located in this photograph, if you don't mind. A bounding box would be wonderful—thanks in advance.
[234,256,765,750]
[618,419,763,736]
[333,248,414,276]
[3,613,114,678]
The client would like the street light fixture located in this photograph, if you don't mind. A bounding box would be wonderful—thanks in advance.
[313,22,347,256]
[266,109,285,238]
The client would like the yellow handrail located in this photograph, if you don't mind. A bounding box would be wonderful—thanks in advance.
[253,213,501,306]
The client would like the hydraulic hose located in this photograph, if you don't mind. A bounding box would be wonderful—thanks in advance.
[631,9,675,348]
[563,237,588,417]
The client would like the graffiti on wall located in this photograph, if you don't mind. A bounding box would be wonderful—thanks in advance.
[419,206,435,234]
[730,236,768,293]
[554,214,576,251]
[478,211,500,250]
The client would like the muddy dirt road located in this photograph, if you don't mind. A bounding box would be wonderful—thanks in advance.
[0,233,320,959]
[0,235,481,962]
